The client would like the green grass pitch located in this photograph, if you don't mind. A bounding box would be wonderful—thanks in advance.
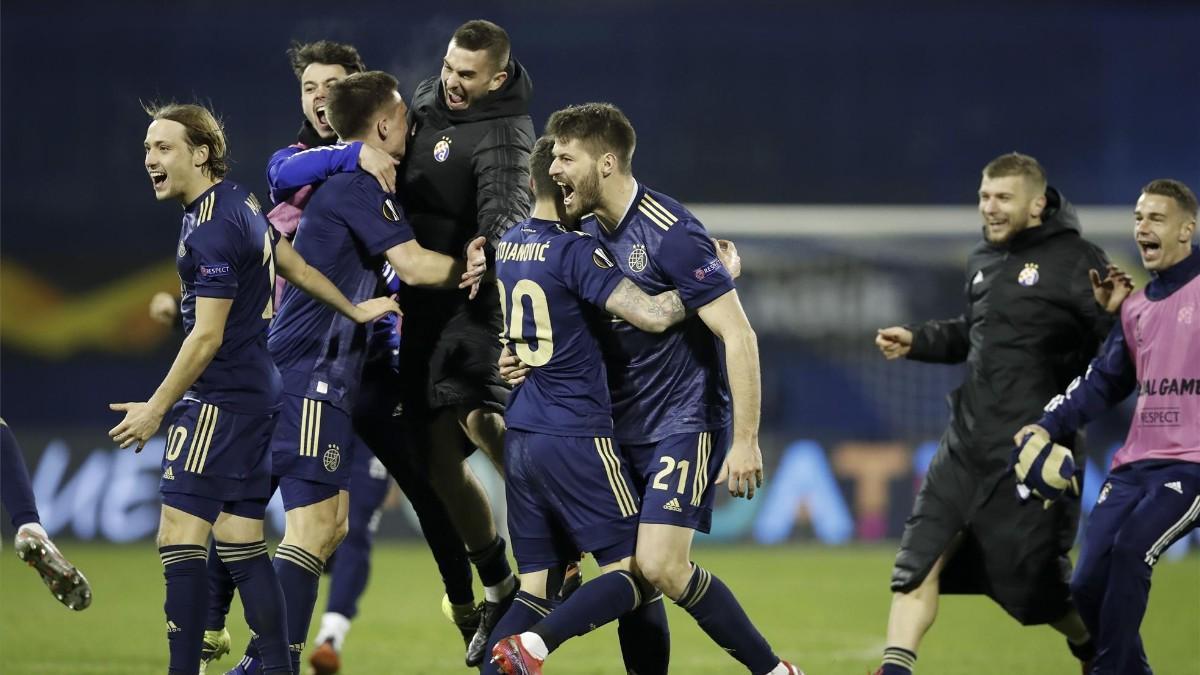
[1,543,1197,674]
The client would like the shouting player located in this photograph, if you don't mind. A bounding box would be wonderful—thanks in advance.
[111,102,396,675]
[483,136,691,673]
[496,103,801,675]
[224,71,484,675]
[1015,179,1198,674]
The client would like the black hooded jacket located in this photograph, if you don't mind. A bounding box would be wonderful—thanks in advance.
[401,59,535,262]
[908,188,1115,478]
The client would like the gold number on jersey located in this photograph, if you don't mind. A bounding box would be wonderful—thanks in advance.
[651,457,690,494]
[497,278,554,367]
[261,230,276,319]
[164,425,188,461]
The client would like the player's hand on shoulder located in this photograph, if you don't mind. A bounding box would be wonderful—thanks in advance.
[358,143,398,194]
[461,236,488,299]
[148,291,179,326]
[717,439,764,500]
[713,238,742,279]
[1090,263,1134,315]
[498,345,529,386]
[875,326,913,360]
[352,296,401,324]
[107,401,165,451]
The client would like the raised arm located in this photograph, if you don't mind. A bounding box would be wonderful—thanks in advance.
[906,315,970,363]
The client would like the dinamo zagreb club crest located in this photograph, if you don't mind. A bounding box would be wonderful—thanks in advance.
[1017,263,1039,287]
[323,444,342,472]
[628,244,648,273]
[433,136,451,163]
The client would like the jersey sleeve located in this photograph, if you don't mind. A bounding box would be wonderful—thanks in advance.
[187,221,243,299]
[269,142,361,203]
[557,234,625,308]
[336,174,415,256]
[1036,320,1137,440]
[657,219,735,310]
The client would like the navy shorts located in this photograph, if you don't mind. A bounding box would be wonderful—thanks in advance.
[623,426,730,533]
[161,492,269,523]
[505,429,640,573]
[270,394,355,491]
[159,399,276,510]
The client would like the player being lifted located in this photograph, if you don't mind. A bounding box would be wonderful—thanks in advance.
[109,102,397,675]
[224,71,485,675]
[265,23,533,666]
[1014,179,1199,675]
[200,40,480,675]
[498,104,802,675]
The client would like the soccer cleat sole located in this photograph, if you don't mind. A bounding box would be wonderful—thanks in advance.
[14,531,92,611]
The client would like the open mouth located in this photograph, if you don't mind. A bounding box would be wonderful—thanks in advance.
[446,88,466,107]
[557,181,576,207]
[315,104,328,127]
[150,171,167,189]
[1138,239,1161,256]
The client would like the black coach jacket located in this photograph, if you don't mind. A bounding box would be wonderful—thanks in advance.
[907,188,1115,479]
[401,59,535,262]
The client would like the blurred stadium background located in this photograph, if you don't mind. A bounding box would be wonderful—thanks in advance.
[2,1,1198,673]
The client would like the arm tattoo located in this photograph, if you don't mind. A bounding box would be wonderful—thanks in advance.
[608,278,687,330]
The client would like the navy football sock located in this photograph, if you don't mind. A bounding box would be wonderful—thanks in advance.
[271,544,324,674]
[531,570,641,652]
[674,564,778,674]
[205,539,236,631]
[1,422,40,530]
[880,646,916,674]
[479,591,558,675]
[216,541,291,674]
[469,536,514,589]
[618,593,671,675]
[160,544,209,675]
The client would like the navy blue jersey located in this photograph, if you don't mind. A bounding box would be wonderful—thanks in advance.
[582,184,735,444]
[497,218,625,436]
[268,170,413,412]
[176,181,282,414]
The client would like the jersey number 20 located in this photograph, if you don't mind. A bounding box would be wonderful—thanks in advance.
[497,279,554,366]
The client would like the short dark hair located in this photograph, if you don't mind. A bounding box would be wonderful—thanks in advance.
[451,20,511,73]
[326,71,399,139]
[529,136,558,200]
[545,103,637,173]
[143,102,228,179]
[982,152,1047,195]
[1143,178,1199,219]
[287,40,366,80]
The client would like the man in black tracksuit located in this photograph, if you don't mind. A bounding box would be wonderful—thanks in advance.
[872,153,1117,675]
[397,20,533,667]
